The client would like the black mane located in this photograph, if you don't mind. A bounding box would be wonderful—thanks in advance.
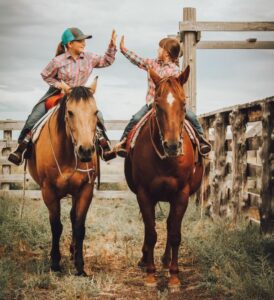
[56,86,93,132]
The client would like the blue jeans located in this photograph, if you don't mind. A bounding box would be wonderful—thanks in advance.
[121,104,204,141]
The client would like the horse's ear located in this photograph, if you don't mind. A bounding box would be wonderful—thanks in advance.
[149,69,161,86]
[89,76,98,94]
[178,65,190,86]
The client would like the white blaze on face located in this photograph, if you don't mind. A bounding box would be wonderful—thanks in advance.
[167,92,175,106]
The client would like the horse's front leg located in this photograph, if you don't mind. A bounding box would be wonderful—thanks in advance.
[42,188,63,272]
[162,212,172,270]
[73,186,93,276]
[137,188,157,287]
[168,186,190,289]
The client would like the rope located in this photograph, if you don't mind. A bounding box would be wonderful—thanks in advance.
[19,159,27,219]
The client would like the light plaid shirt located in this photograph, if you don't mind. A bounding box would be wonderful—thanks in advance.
[122,49,180,104]
[41,46,117,88]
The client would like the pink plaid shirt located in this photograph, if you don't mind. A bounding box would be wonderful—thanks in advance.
[122,49,180,104]
[41,46,117,88]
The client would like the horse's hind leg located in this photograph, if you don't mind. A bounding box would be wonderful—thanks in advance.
[168,187,189,288]
[42,188,63,272]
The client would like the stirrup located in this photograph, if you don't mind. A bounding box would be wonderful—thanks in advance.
[198,136,212,156]
[8,149,26,166]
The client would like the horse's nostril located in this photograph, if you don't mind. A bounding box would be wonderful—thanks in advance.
[79,146,92,157]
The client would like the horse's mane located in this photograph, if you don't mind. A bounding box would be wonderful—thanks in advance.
[156,77,183,100]
[56,86,94,132]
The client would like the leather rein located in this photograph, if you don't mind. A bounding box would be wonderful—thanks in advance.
[149,81,185,160]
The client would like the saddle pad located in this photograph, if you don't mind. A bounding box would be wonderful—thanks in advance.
[126,112,198,152]
[126,109,154,152]
[45,93,64,110]
[32,105,60,143]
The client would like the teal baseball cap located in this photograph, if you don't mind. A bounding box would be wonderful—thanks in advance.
[61,27,92,45]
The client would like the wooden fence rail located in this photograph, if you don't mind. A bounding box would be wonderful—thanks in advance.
[198,96,274,234]
[0,120,133,200]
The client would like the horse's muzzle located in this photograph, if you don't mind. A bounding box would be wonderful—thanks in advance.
[163,140,183,157]
[78,145,95,162]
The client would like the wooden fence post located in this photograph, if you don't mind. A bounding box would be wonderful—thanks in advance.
[229,109,247,222]
[199,118,211,203]
[182,7,197,113]
[211,113,228,216]
[2,130,12,190]
[260,102,274,234]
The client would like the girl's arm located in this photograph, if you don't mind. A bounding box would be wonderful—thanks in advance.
[89,46,117,68]
[41,59,61,89]
[120,36,155,70]
[90,30,117,68]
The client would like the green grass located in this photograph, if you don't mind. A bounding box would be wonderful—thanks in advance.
[0,195,273,299]
[182,204,274,300]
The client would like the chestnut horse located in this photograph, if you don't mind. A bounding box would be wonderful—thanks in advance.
[124,67,204,288]
[28,78,99,276]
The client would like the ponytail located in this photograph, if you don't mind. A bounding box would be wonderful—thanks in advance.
[55,42,66,57]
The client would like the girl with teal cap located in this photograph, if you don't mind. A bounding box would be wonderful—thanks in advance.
[9,28,117,165]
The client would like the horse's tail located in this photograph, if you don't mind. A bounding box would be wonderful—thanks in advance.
[96,151,101,190]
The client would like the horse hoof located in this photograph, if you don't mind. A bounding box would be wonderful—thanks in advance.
[144,274,157,288]
[162,268,170,277]
[76,270,87,277]
[168,275,181,291]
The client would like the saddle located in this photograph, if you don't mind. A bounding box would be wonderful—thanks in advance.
[125,109,200,159]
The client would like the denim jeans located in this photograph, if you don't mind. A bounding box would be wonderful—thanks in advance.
[185,109,204,135]
[120,104,151,140]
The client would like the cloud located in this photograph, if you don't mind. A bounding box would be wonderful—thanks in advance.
[0,0,274,121]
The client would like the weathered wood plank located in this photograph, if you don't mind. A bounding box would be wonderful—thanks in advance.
[182,7,197,112]
[0,190,134,200]
[229,109,248,220]
[0,120,128,131]
[199,96,273,120]
[260,102,274,234]
[0,174,127,184]
[247,163,262,177]
[180,21,274,32]
[196,41,274,49]
[211,113,229,216]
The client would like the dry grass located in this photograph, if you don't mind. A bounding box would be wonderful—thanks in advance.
[0,195,206,300]
[1,194,273,299]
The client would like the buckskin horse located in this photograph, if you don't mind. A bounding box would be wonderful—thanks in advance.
[124,67,204,288]
[28,78,99,275]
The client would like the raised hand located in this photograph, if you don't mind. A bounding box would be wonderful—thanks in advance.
[120,35,126,52]
[109,29,117,48]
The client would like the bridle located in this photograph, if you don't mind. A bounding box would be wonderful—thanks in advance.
[149,80,185,159]
[48,98,96,183]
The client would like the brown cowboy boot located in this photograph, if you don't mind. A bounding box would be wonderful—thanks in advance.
[97,129,116,161]
[8,134,31,166]
[198,135,212,156]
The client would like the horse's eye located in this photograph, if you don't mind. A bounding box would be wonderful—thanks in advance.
[68,110,74,117]
[95,110,99,116]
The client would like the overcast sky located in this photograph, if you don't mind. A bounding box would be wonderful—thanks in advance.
[0,0,274,122]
